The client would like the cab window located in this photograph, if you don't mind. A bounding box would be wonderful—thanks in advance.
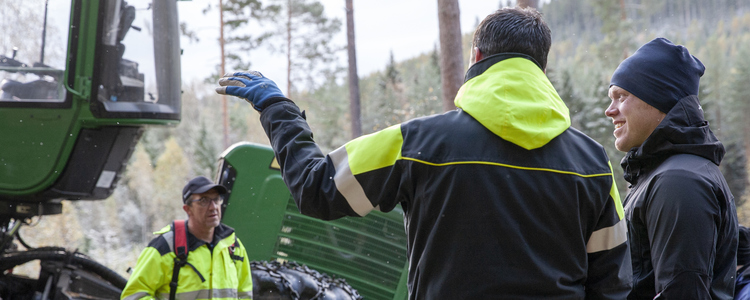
[0,0,70,102]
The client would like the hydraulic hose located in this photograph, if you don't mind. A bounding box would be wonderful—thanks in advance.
[0,248,128,289]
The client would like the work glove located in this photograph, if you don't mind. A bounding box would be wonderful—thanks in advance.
[216,71,285,112]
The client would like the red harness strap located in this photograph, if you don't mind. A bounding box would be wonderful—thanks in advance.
[174,220,188,258]
[169,220,204,300]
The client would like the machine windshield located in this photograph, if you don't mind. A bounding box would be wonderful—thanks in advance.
[0,0,70,102]
[0,0,181,121]
[95,0,182,119]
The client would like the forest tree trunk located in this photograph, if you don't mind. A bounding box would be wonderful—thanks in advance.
[437,0,463,111]
[346,0,361,138]
[517,0,538,9]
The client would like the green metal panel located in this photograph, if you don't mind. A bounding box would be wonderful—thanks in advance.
[275,199,408,300]
[0,0,180,198]
[219,142,292,260]
[219,142,409,300]
[0,108,79,192]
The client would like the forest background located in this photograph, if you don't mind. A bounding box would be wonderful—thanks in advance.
[8,0,750,279]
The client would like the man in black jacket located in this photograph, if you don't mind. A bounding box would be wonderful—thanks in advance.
[605,37,738,299]
[217,7,632,299]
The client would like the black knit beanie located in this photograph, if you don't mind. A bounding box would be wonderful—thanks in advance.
[610,37,705,114]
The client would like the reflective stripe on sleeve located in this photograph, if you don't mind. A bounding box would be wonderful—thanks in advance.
[159,289,209,300]
[587,218,627,253]
[122,292,151,300]
[238,290,253,299]
[330,146,375,217]
[328,124,403,217]
[159,287,244,299]
[212,288,240,298]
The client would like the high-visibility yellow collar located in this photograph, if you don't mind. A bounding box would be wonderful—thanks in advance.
[455,53,570,150]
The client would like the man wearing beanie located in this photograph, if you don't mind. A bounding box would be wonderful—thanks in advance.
[121,176,253,299]
[605,37,738,299]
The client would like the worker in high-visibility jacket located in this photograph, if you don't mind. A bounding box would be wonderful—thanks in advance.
[215,7,631,299]
[121,176,253,300]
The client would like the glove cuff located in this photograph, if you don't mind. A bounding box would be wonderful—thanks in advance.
[257,97,294,112]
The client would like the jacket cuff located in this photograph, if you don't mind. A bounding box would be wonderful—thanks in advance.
[260,97,295,111]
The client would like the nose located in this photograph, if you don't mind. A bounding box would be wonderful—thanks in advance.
[605,100,618,118]
[207,199,219,209]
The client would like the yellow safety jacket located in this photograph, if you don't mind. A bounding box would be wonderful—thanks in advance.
[121,223,252,300]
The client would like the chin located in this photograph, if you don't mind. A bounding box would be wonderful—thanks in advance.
[614,138,634,152]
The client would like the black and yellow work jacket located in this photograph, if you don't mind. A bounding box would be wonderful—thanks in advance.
[260,53,632,299]
[120,223,253,300]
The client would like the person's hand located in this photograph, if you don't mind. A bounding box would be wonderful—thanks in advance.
[216,71,285,111]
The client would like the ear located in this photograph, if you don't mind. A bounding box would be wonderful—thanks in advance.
[472,47,483,65]
[183,204,191,215]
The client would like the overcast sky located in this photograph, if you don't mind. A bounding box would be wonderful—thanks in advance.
[178,0,505,92]
[27,0,544,95]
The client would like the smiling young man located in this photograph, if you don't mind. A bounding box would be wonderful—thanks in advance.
[605,37,738,299]
[121,176,253,300]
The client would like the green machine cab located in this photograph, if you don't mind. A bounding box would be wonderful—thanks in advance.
[0,0,181,209]
[0,0,183,297]
[218,142,410,300]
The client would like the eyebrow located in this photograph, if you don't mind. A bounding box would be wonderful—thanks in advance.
[609,88,625,98]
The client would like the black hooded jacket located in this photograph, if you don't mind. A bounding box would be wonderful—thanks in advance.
[621,95,738,299]
[260,55,631,299]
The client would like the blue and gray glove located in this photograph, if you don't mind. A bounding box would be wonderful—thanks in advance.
[215,71,286,111]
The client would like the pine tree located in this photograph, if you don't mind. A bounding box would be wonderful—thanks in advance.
[263,0,342,96]
[194,120,220,178]
[345,0,361,138]
[437,0,463,111]
[220,0,278,73]
[724,44,750,210]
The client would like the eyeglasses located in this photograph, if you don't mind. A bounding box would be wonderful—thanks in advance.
[189,196,224,207]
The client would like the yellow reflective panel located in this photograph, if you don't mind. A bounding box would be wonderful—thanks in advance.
[344,125,403,175]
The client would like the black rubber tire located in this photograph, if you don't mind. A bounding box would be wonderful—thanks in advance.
[251,260,362,300]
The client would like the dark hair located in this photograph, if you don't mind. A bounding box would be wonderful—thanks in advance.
[472,7,552,70]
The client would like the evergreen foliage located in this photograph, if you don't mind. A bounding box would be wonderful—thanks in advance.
[16,0,750,278]
[221,0,278,72]
[541,0,750,201]
[265,0,343,94]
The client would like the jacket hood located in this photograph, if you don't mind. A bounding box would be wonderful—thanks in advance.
[621,95,725,183]
[454,53,570,150]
